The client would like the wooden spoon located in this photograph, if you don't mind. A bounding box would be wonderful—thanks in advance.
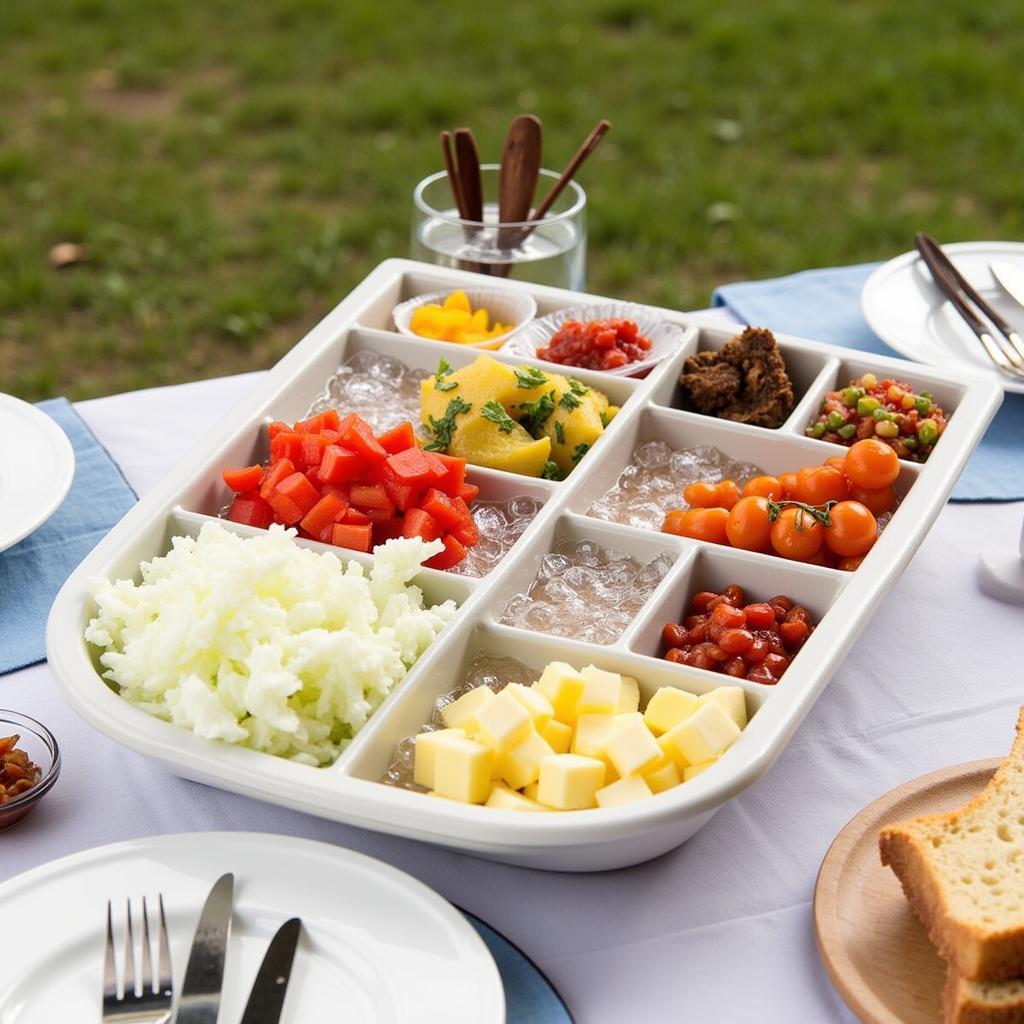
[454,127,483,225]
[497,114,542,250]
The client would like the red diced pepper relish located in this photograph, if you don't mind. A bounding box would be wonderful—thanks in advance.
[537,318,653,372]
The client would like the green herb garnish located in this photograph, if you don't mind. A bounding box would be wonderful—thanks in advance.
[515,366,549,389]
[541,460,564,480]
[568,378,589,397]
[558,390,581,412]
[519,390,557,434]
[423,396,472,452]
[599,411,609,427]
[570,442,590,464]
[481,400,516,434]
[554,421,565,445]
[434,359,457,392]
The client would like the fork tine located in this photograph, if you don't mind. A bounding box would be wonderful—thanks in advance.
[141,896,154,994]
[123,898,136,999]
[157,894,173,998]
[103,900,118,1002]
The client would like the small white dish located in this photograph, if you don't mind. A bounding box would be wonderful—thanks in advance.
[502,302,686,377]
[0,831,504,1024]
[0,394,75,554]
[861,241,1024,395]
[392,288,536,351]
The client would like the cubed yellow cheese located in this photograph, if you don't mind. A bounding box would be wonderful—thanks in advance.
[617,675,640,714]
[571,713,619,758]
[643,686,699,735]
[441,685,495,731]
[602,716,662,777]
[578,665,623,716]
[683,757,718,782]
[664,702,741,765]
[473,689,533,753]
[497,730,555,789]
[644,759,682,793]
[657,731,690,769]
[484,786,554,812]
[539,718,572,754]
[413,728,466,789]
[698,686,748,729]
[522,781,542,802]
[534,662,586,725]
[537,754,607,810]
[595,775,654,808]
[505,683,554,729]
[432,735,494,803]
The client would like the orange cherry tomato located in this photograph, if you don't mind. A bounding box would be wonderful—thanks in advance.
[726,496,772,552]
[714,479,741,510]
[661,509,688,535]
[742,475,785,500]
[836,555,865,572]
[679,507,730,544]
[847,483,897,516]
[844,438,900,489]
[824,500,877,557]
[805,546,838,569]
[770,507,824,561]
[779,472,799,498]
[683,481,720,508]
[792,465,849,506]
[823,456,846,473]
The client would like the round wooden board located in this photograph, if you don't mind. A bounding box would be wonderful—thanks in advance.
[814,758,1002,1024]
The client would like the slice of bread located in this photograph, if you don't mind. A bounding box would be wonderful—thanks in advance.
[946,965,1024,1024]
[879,707,1024,983]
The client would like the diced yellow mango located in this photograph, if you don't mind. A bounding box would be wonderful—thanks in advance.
[663,702,741,765]
[617,675,640,713]
[643,687,700,736]
[595,775,654,808]
[578,665,623,716]
[441,685,496,731]
[644,759,682,793]
[484,786,554,812]
[473,689,533,753]
[444,289,471,313]
[432,735,494,803]
[497,730,555,789]
[683,757,719,782]
[698,687,748,729]
[537,753,607,810]
[505,683,554,729]
[413,728,466,789]
[602,716,662,778]
[534,662,586,725]
[539,718,572,754]
[447,412,552,477]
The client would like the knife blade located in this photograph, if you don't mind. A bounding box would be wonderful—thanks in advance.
[990,260,1024,312]
[177,872,235,1024]
[239,917,302,1024]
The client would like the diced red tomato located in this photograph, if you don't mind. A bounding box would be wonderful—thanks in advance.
[300,494,347,540]
[293,409,341,434]
[361,461,386,485]
[260,459,295,499]
[376,421,416,454]
[339,414,387,463]
[402,507,443,542]
[275,472,321,518]
[321,483,350,503]
[450,517,479,547]
[331,522,372,552]
[266,420,291,441]
[382,474,421,512]
[270,432,307,465]
[431,453,467,497]
[317,445,363,485]
[421,451,450,484]
[222,465,263,493]
[457,482,480,503]
[342,508,371,525]
[372,516,405,544]
[424,533,469,570]
[301,434,331,467]
[226,495,275,529]
[384,446,435,487]
[420,488,463,530]
[265,489,304,526]
[350,482,394,512]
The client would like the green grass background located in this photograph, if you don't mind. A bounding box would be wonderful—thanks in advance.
[2,0,1023,400]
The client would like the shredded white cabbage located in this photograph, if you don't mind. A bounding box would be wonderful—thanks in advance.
[85,523,456,765]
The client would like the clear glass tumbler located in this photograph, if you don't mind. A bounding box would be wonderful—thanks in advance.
[411,164,586,290]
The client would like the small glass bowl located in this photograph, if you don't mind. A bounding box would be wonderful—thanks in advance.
[0,711,60,831]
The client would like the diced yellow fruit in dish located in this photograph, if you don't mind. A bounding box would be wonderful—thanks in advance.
[484,786,553,812]
[474,689,533,753]
[505,683,554,729]
[447,412,552,477]
[445,290,471,313]
[537,754,607,810]
[578,665,623,716]
[420,355,521,424]
[617,676,640,714]
[643,687,700,736]
[663,702,741,765]
[571,714,620,759]
[683,758,719,782]
[595,775,654,809]
[540,718,572,754]
[534,662,586,725]
[657,731,689,769]
[522,781,542,802]
[645,759,682,794]
[602,716,662,778]
[698,687,748,730]
[497,730,555,789]
[413,728,466,789]
[432,735,494,804]
[441,685,495,731]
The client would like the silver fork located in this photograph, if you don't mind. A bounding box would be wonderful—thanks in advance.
[102,896,173,1024]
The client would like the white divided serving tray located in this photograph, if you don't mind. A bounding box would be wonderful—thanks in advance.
[47,259,1002,871]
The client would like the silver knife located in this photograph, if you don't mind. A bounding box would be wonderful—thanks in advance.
[177,872,235,1024]
[239,917,302,1024]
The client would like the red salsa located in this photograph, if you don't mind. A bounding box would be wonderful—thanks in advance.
[537,318,652,372]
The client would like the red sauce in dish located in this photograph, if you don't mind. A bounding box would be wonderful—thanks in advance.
[537,318,652,371]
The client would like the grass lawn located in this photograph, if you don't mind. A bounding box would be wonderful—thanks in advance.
[2,0,1024,401]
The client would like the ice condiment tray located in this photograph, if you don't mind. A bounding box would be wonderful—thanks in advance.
[47,259,1002,871]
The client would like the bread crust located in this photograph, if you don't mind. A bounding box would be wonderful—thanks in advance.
[880,708,1024,984]
[946,965,1024,1024]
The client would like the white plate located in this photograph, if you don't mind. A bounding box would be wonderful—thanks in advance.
[861,241,1024,395]
[0,393,75,553]
[501,302,686,377]
[0,831,504,1023]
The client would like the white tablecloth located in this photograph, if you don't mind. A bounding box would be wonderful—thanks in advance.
[4,322,1023,1022]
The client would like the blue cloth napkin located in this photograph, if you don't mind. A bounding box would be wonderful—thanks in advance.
[464,911,572,1023]
[712,262,1024,501]
[0,398,136,675]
